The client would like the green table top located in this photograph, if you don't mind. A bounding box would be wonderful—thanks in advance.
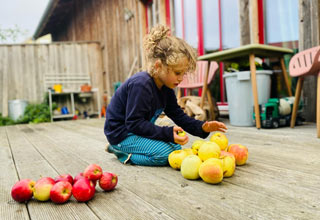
[198,43,293,62]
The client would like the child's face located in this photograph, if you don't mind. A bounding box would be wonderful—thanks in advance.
[155,57,189,89]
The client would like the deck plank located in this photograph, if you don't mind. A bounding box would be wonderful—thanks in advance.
[2,119,320,220]
[49,120,320,219]
[22,124,174,220]
[0,127,29,220]
[5,125,100,220]
[31,122,242,219]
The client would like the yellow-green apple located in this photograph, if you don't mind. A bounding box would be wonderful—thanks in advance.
[199,158,223,184]
[11,179,35,202]
[177,131,186,137]
[83,164,102,181]
[54,174,73,185]
[219,151,236,177]
[210,132,228,151]
[72,178,95,202]
[198,141,221,161]
[183,148,195,155]
[180,155,202,180]
[50,181,72,204]
[168,149,188,170]
[191,140,204,155]
[33,177,55,201]
[99,172,118,191]
[228,144,249,165]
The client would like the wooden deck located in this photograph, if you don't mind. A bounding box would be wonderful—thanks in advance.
[1,118,320,220]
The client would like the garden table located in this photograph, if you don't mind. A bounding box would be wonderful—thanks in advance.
[198,43,293,129]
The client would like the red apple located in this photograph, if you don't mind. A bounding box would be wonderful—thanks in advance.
[54,174,73,185]
[83,164,102,181]
[11,179,35,202]
[73,172,85,184]
[228,144,249,166]
[74,172,96,187]
[50,181,72,204]
[99,172,118,191]
[33,177,55,201]
[72,178,95,202]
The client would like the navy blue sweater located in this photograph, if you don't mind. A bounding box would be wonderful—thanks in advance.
[104,72,209,145]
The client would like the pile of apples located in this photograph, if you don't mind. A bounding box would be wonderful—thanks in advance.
[11,164,118,204]
[168,132,249,184]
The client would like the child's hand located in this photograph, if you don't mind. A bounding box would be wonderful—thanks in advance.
[173,126,189,145]
[202,121,227,133]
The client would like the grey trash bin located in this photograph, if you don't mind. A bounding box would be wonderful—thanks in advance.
[224,70,273,126]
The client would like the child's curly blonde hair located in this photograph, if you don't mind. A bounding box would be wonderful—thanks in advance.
[143,25,197,76]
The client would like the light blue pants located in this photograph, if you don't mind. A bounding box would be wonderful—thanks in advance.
[112,133,181,166]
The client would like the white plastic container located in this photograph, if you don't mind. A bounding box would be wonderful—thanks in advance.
[8,99,28,121]
[224,70,273,126]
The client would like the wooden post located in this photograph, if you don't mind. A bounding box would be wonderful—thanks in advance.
[250,0,259,44]
[249,53,261,128]
[239,0,250,45]
[290,77,304,128]
[200,64,209,109]
[317,74,320,137]
[280,58,293,97]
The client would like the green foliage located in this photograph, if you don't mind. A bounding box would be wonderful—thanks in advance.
[0,25,29,43]
[226,60,263,72]
[0,113,15,126]
[16,102,52,124]
[0,95,57,126]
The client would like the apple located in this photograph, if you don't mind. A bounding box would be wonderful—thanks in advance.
[11,179,35,202]
[54,174,73,185]
[210,132,228,151]
[220,150,235,161]
[74,172,85,184]
[168,149,188,170]
[177,131,186,137]
[72,178,95,202]
[180,155,202,180]
[198,141,221,162]
[199,158,223,184]
[50,181,72,204]
[191,140,204,155]
[220,151,236,177]
[33,177,55,201]
[183,148,195,155]
[83,164,103,181]
[228,144,249,166]
[99,172,118,191]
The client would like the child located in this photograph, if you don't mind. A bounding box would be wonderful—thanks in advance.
[104,25,227,166]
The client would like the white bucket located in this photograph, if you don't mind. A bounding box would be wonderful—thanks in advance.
[8,99,28,121]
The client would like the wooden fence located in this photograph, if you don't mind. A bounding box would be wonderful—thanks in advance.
[0,42,104,117]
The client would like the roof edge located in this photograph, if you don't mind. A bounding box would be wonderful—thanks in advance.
[33,0,59,39]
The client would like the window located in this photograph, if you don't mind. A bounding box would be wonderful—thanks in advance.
[265,0,299,44]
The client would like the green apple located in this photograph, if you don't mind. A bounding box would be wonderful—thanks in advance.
[33,177,55,201]
[168,150,188,170]
[191,140,204,155]
[198,141,221,161]
[180,155,202,180]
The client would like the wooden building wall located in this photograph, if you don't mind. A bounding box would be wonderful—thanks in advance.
[299,0,320,122]
[49,0,146,99]
[0,42,104,117]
